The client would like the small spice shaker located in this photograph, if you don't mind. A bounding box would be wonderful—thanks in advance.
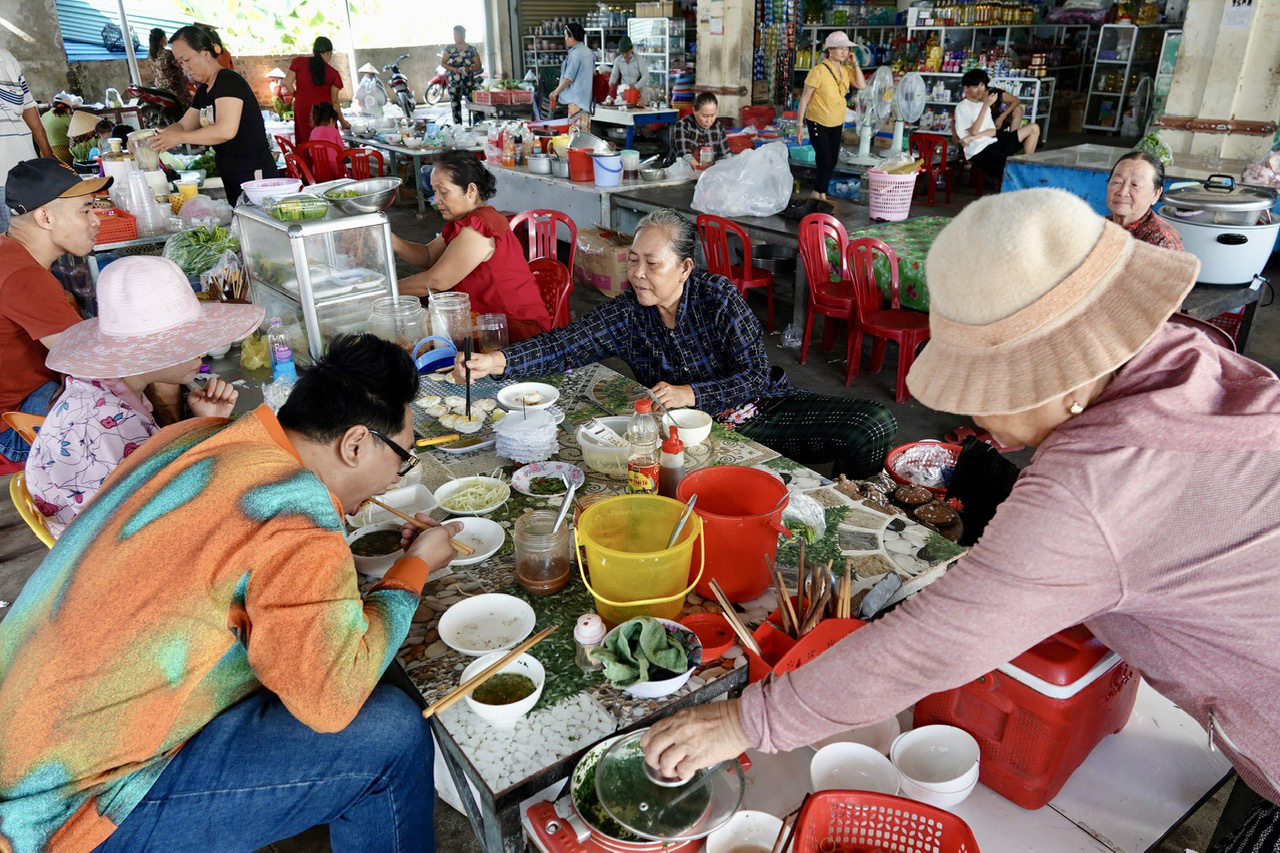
[574,613,607,673]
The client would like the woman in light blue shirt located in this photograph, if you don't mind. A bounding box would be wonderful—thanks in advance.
[549,23,595,132]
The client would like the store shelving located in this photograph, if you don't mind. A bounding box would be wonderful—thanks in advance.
[1083,23,1172,133]
[916,72,1056,140]
[629,17,688,103]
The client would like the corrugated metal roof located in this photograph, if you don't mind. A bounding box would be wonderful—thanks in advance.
[56,0,189,63]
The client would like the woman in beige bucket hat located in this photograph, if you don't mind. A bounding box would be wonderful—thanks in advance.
[638,189,1280,848]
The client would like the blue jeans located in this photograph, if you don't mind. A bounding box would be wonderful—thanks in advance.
[0,380,61,462]
[96,686,435,852]
[0,185,8,233]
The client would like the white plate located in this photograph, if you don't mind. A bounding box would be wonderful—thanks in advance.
[497,382,560,411]
[511,461,585,496]
[448,517,505,567]
[438,593,536,656]
[434,476,511,516]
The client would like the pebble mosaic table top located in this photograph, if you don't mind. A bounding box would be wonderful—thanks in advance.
[387,362,967,797]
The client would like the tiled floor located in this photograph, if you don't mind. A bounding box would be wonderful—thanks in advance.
[2,139,1275,851]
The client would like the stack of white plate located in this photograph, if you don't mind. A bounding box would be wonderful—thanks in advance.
[493,408,558,464]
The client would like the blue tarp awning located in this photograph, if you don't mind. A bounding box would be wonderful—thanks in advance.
[56,0,189,62]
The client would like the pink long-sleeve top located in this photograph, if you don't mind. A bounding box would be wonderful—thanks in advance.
[740,317,1280,803]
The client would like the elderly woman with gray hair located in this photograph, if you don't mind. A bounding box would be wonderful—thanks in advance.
[636,189,1280,852]
[457,208,897,479]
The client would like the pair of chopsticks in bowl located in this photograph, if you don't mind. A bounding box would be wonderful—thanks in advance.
[365,497,475,557]
[421,625,557,719]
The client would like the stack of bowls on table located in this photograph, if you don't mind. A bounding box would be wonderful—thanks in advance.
[889,725,981,807]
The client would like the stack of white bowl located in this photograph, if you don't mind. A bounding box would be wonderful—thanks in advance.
[889,725,981,807]
[493,408,557,464]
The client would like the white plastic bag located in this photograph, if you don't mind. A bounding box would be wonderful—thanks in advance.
[178,193,233,226]
[692,142,793,218]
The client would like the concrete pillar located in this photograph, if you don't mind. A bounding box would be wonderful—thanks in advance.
[695,0,755,116]
[1162,0,1280,160]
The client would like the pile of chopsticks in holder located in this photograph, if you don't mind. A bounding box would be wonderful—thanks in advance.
[769,542,856,640]
[204,266,248,302]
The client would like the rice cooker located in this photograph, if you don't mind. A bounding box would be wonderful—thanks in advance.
[1157,175,1279,285]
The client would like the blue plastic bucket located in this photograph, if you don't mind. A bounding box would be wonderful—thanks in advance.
[592,153,623,187]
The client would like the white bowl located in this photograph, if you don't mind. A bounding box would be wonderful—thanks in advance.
[811,742,900,795]
[240,177,303,206]
[461,652,545,727]
[705,810,785,853]
[497,382,560,411]
[402,137,421,148]
[206,344,231,358]
[434,476,510,516]
[346,521,405,578]
[604,618,702,698]
[811,716,902,756]
[898,772,978,808]
[382,132,403,144]
[575,415,631,476]
[662,408,713,446]
[891,725,981,793]
[438,593,536,656]
[349,483,439,528]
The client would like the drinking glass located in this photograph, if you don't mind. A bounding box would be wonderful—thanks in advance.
[476,313,509,352]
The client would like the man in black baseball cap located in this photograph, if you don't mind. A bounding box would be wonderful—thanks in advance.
[0,159,112,462]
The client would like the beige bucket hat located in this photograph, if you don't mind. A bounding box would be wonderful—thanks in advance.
[906,188,1201,416]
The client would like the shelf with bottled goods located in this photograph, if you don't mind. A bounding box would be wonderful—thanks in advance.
[917,74,1056,140]
[1083,22,1170,133]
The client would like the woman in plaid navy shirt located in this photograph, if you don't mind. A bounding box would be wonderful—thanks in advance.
[456,208,896,479]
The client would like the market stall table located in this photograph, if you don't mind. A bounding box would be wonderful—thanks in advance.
[590,105,678,148]
[341,132,486,219]
[849,216,951,312]
[488,162,694,232]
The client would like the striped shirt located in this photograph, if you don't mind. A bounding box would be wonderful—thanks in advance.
[0,406,431,852]
[0,49,37,179]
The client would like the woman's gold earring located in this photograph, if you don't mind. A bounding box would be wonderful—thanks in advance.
[1069,402,1084,415]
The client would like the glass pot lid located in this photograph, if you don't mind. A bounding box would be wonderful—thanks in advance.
[594,729,745,841]
[1163,174,1277,212]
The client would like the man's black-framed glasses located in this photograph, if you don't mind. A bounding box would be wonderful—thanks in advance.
[370,429,420,477]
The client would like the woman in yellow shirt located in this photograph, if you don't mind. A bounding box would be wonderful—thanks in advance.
[796,32,866,200]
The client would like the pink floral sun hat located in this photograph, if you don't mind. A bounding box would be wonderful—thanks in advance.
[46,256,265,380]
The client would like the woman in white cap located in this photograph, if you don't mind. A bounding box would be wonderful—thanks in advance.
[639,189,1280,851]
[25,256,263,539]
[795,32,865,200]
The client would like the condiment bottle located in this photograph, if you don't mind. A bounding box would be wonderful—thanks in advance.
[625,399,660,495]
[514,509,571,595]
[574,613,606,673]
[657,425,685,499]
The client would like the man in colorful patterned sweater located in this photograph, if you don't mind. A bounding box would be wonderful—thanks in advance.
[0,334,461,852]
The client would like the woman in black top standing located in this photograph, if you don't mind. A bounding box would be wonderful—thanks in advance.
[150,25,278,204]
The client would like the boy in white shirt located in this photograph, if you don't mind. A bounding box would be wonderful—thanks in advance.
[952,69,1039,181]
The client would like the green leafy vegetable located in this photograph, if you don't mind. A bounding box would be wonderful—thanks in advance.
[594,618,690,688]
[162,226,240,278]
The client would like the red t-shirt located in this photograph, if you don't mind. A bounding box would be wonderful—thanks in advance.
[440,207,552,338]
[290,56,343,145]
[309,125,345,182]
[0,236,82,411]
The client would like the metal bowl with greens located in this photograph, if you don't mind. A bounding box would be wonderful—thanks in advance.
[324,177,402,214]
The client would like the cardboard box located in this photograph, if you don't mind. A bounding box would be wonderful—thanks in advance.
[636,1,675,16]
[575,228,632,297]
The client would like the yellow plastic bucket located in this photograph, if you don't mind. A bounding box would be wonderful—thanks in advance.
[575,494,704,626]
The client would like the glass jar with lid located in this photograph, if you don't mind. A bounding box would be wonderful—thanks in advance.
[514,509,571,596]
[368,296,427,352]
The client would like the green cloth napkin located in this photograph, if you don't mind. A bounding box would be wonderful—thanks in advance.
[594,617,689,688]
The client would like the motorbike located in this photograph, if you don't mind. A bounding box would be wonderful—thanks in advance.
[127,85,187,129]
[425,66,447,105]
[382,54,416,118]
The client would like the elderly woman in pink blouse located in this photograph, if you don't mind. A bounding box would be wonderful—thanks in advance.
[642,189,1280,850]
[26,257,262,538]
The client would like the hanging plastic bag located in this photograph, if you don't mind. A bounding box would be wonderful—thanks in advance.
[781,488,827,544]
[199,250,248,302]
[691,142,793,218]
[666,155,697,181]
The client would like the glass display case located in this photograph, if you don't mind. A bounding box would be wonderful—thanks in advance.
[628,17,686,103]
[237,205,400,364]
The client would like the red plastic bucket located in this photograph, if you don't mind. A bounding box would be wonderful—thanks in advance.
[676,466,791,602]
[568,147,595,182]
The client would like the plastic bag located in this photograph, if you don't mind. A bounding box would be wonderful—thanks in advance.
[199,250,249,302]
[781,488,827,544]
[1242,150,1280,189]
[239,334,269,370]
[691,142,792,218]
[1134,131,1173,166]
[666,155,697,181]
[178,193,233,226]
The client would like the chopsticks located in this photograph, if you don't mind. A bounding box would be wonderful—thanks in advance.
[421,625,557,719]
[708,578,763,657]
[774,793,810,853]
[463,338,472,419]
[366,497,476,556]
[837,557,853,620]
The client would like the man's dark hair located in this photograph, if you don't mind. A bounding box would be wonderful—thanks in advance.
[961,69,990,88]
[566,22,587,42]
[1110,150,1166,192]
[693,92,718,111]
[277,333,420,442]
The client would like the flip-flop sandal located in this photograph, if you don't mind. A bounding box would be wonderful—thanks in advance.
[943,425,978,444]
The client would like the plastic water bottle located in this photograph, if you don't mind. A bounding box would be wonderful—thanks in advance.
[625,399,660,495]
[266,317,298,382]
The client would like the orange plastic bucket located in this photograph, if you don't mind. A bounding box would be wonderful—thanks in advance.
[676,466,791,602]
[568,147,595,182]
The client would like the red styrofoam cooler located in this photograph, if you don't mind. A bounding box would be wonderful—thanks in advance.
[913,625,1141,809]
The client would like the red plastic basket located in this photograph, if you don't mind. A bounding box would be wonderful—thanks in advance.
[1206,307,1245,344]
[792,791,980,852]
[746,596,865,683]
[93,207,137,243]
[727,134,755,154]
[884,441,963,496]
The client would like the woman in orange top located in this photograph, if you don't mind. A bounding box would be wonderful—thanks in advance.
[391,150,552,341]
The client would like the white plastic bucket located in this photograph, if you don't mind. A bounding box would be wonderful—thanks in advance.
[592,153,623,187]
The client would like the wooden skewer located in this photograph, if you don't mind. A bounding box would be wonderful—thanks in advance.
[770,811,794,853]
[421,625,556,719]
[769,561,794,637]
[708,578,763,657]
[841,558,853,619]
[776,570,801,639]
[798,540,808,612]
[777,793,810,853]
[366,498,476,556]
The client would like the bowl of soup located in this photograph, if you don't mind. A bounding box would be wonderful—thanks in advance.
[346,521,405,578]
[461,652,545,727]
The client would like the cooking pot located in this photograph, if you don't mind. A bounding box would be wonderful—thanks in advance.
[1157,175,1279,285]
[528,153,553,175]
[553,158,571,178]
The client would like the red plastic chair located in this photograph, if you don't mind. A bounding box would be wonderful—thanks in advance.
[275,135,297,159]
[845,237,931,401]
[283,152,316,185]
[529,257,573,329]
[509,209,578,275]
[339,147,385,180]
[797,213,856,366]
[294,139,344,184]
[910,133,953,206]
[695,214,776,332]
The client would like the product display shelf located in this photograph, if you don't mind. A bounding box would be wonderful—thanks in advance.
[629,16,688,103]
[1083,23,1173,133]
[916,73,1055,141]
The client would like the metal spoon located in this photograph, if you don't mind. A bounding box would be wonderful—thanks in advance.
[551,473,578,533]
[666,494,697,548]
